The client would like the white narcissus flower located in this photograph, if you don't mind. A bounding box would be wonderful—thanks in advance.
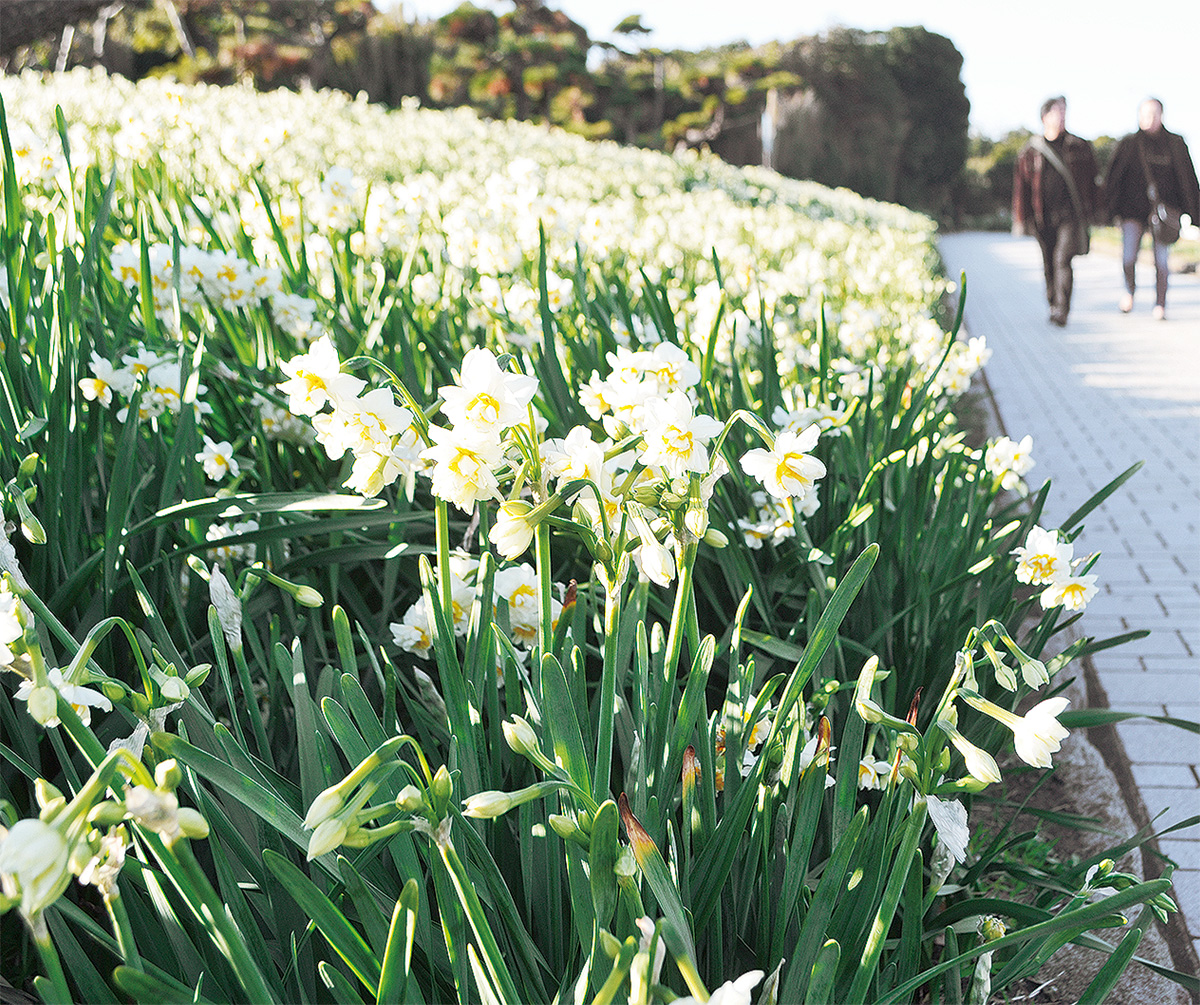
[307,817,348,860]
[1040,572,1099,612]
[639,391,724,477]
[938,718,1002,785]
[15,668,113,727]
[984,434,1035,490]
[196,436,240,481]
[0,818,72,931]
[489,500,536,560]
[493,564,559,647]
[391,599,433,659]
[123,785,183,841]
[927,795,970,865]
[0,587,21,668]
[739,425,826,501]
[962,692,1070,769]
[78,352,131,407]
[858,756,891,790]
[438,346,538,434]
[672,969,764,1005]
[77,828,129,898]
[421,425,504,512]
[630,507,675,588]
[1012,526,1073,585]
[277,335,365,416]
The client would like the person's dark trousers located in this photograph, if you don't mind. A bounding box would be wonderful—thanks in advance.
[1035,222,1077,324]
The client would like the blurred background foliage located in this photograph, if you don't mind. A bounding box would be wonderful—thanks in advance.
[0,0,1059,225]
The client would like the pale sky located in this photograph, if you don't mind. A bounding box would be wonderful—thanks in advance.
[393,0,1200,144]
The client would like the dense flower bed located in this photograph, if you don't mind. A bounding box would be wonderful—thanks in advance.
[0,69,1181,1005]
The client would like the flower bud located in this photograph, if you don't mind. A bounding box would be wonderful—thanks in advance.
[17,453,39,480]
[34,779,64,810]
[160,677,190,703]
[185,664,211,687]
[28,686,57,726]
[282,583,319,608]
[176,807,209,840]
[395,785,423,813]
[462,790,513,819]
[155,759,182,792]
[503,716,539,757]
[853,657,884,724]
[702,527,729,548]
[100,680,128,703]
[599,929,623,959]
[431,764,452,814]
[88,801,128,828]
[307,817,349,860]
[303,785,346,830]
[548,813,588,846]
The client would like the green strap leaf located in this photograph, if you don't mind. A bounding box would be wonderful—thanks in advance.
[805,940,841,1005]
[264,849,382,993]
[152,731,308,851]
[542,653,592,795]
[377,879,424,1005]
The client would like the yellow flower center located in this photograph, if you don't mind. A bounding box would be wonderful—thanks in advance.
[1029,555,1056,578]
[466,392,501,426]
[664,425,693,456]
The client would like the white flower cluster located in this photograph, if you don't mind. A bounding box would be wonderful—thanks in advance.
[78,347,209,422]
[984,434,1035,492]
[1012,525,1099,612]
[277,335,419,498]
[0,70,979,415]
[390,557,562,672]
[108,241,320,340]
[0,580,23,671]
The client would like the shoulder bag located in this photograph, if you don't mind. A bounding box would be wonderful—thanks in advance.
[1137,138,1183,244]
[1030,136,1090,256]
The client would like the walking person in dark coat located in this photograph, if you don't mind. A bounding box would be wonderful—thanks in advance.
[1012,96,1099,327]
[1103,97,1200,320]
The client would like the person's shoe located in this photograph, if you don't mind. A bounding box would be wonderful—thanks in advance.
[1119,293,1133,313]
[1049,311,1067,327]
[1153,305,1166,320]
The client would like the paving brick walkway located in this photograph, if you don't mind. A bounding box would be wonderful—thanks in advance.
[938,232,1200,966]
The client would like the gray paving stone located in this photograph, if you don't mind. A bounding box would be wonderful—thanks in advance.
[1159,841,1200,875]
[1117,723,1200,765]
[1130,764,1198,790]
[1140,787,1200,824]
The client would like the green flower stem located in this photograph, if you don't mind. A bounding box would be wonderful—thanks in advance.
[662,537,698,684]
[33,928,72,1005]
[535,520,554,665]
[435,498,454,630]
[105,890,142,970]
[231,641,271,763]
[593,579,621,801]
